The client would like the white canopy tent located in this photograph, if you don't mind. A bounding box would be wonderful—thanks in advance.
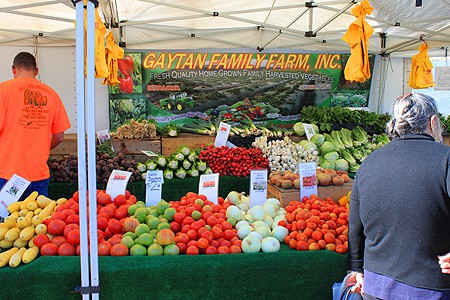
[0,0,449,56]
[0,0,449,133]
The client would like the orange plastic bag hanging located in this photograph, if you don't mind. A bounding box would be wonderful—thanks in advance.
[408,41,435,89]
[342,0,374,83]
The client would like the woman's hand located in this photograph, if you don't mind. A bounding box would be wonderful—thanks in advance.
[345,272,364,294]
[438,252,450,274]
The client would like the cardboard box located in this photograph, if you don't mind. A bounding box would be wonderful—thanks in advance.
[267,181,353,207]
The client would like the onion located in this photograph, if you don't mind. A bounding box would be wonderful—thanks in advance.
[226,191,241,205]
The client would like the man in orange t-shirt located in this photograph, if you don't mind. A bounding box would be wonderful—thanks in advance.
[0,52,71,202]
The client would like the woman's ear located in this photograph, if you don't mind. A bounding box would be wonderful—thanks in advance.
[430,115,443,142]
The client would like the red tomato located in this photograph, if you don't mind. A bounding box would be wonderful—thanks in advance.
[97,212,110,220]
[108,236,122,246]
[220,221,232,231]
[205,246,218,254]
[170,221,181,233]
[108,219,123,234]
[114,208,128,220]
[177,233,190,244]
[186,245,199,255]
[110,243,128,256]
[177,242,187,254]
[99,206,115,219]
[222,229,236,241]
[64,224,80,237]
[113,194,127,207]
[33,234,50,248]
[211,226,223,239]
[65,214,79,225]
[186,229,198,241]
[41,243,59,256]
[197,227,209,237]
[200,230,213,243]
[97,230,105,243]
[58,243,76,256]
[62,209,76,218]
[43,218,52,227]
[173,212,186,224]
[47,219,66,235]
[67,229,80,245]
[230,245,241,253]
[217,246,230,254]
[98,241,111,256]
[51,211,67,221]
[76,244,81,256]
[52,236,68,247]
[97,217,109,231]
[97,192,111,205]
[197,237,209,250]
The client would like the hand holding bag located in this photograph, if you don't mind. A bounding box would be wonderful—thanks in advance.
[332,273,363,300]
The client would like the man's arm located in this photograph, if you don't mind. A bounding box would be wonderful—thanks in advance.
[50,132,65,149]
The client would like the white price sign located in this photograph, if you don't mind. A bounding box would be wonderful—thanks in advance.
[214,122,231,147]
[0,175,31,218]
[249,169,268,207]
[198,173,220,204]
[145,170,164,206]
[105,170,132,203]
[298,162,318,200]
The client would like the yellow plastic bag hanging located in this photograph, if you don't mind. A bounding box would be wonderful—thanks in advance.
[102,32,124,85]
[83,0,109,79]
[342,0,374,83]
[408,42,435,89]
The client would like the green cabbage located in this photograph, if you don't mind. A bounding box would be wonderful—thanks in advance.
[324,151,339,162]
[311,124,320,134]
[303,141,318,151]
[319,141,336,154]
[310,134,325,147]
[320,160,335,170]
[334,159,349,171]
[293,122,305,136]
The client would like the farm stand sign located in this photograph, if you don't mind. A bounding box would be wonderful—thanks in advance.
[109,51,372,130]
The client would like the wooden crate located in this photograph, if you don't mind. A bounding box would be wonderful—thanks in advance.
[50,134,162,163]
[161,133,215,156]
[267,181,353,207]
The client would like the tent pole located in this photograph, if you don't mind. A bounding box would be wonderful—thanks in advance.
[86,1,100,299]
[74,1,90,299]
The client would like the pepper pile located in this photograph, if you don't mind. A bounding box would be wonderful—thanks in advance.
[199,145,269,177]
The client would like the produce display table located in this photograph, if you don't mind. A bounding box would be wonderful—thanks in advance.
[39,177,349,299]
[0,245,347,299]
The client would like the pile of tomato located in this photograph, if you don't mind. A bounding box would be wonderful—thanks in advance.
[281,195,348,254]
[168,192,242,255]
[33,190,136,256]
[199,145,268,177]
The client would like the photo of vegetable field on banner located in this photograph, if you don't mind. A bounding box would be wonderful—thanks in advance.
[109,51,374,130]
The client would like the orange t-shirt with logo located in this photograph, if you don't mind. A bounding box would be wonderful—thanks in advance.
[0,77,71,181]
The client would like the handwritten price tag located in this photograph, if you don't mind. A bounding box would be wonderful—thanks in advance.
[145,170,164,206]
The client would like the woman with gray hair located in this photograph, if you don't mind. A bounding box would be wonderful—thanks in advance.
[346,93,450,299]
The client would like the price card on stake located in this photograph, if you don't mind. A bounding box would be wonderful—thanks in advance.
[106,170,132,203]
[96,129,111,145]
[303,123,315,141]
[198,173,220,204]
[298,162,318,199]
[249,169,268,207]
[145,170,164,206]
[0,174,30,218]
[214,122,231,147]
